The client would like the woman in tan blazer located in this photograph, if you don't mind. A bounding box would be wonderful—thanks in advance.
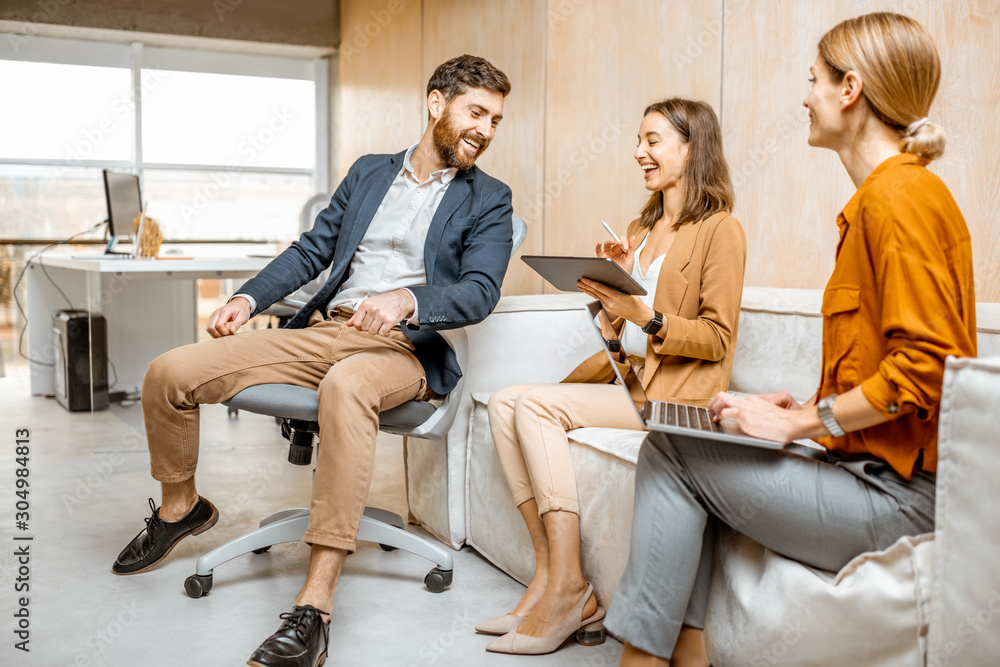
[480,98,747,656]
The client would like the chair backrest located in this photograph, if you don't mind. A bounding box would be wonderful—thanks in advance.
[296,193,336,300]
[300,192,335,235]
[511,216,527,257]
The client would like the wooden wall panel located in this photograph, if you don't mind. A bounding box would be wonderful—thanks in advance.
[421,0,547,295]
[542,0,723,291]
[723,0,1000,301]
[333,0,1000,301]
[336,0,423,182]
[920,0,1000,302]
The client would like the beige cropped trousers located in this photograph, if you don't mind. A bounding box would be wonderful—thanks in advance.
[140,310,432,552]
[487,382,643,516]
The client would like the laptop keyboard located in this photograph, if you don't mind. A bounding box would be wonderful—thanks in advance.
[648,401,725,433]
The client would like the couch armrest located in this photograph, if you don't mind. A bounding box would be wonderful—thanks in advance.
[927,355,1000,664]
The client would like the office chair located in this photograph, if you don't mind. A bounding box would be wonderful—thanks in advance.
[183,215,528,599]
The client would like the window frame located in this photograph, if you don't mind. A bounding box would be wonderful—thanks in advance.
[0,33,329,193]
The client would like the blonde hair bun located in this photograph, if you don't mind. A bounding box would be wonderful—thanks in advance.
[902,117,946,160]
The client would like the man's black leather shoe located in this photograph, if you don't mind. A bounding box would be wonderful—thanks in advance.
[247,605,330,667]
[112,496,218,575]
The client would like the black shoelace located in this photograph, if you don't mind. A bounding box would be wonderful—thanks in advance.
[144,498,166,537]
[278,606,330,642]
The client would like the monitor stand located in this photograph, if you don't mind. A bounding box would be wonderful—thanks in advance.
[103,234,132,255]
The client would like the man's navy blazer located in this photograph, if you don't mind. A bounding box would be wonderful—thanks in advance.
[236,150,514,396]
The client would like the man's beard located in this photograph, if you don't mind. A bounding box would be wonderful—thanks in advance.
[433,108,487,170]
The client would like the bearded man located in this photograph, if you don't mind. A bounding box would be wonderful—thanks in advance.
[111,55,513,667]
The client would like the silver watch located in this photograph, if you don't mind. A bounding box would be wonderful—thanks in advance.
[817,394,845,437]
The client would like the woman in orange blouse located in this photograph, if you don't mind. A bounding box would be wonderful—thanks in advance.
[607,13,977,667]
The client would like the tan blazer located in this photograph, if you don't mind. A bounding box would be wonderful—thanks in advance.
[563,211,747,407]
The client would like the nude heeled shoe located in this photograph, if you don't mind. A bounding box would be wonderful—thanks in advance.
[485,582,606,655]
[475,613,525,635]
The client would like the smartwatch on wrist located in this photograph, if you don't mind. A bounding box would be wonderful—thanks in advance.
[641,310,663,335]
[817,394,846,437]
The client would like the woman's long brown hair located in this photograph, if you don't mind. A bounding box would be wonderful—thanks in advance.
[638,98,735,229]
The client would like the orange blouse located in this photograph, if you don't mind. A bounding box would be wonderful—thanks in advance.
[816,153,977,478]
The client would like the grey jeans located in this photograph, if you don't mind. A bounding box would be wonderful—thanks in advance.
[604,432,936,658]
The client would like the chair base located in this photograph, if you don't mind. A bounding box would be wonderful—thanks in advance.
[184,506,454,598]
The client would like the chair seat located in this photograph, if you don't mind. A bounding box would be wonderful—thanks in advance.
[223,383,438,429]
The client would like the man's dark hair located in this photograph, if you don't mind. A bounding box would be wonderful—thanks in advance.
[426,54,511,103]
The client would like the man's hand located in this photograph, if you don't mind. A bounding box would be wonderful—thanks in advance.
[346,289,415,336]
[207,297,252,338]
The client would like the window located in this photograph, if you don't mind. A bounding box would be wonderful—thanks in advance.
[0,36,328,243]
[0,34,329,373]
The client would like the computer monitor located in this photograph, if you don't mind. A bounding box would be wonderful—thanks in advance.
[102,170,142,255]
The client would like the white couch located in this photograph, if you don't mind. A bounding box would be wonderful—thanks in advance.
[404,288,1000,665]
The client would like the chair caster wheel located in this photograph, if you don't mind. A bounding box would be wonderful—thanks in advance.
[424,568,452,593]
[378,543,396,552]
[252,546,272,554]
[184,573,213,598]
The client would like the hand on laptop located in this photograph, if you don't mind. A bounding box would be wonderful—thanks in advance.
[708,392,807,444]
[207,297,252,338]
[755,390,805,411]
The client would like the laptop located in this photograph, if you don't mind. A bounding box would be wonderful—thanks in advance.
[584,301,824,453]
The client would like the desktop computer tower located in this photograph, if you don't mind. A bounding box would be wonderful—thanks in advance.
[52,310,109,412]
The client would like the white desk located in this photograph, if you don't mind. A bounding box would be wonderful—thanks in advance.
[27,254,271,397]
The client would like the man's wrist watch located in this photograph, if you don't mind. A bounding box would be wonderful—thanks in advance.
[641,310,663,335]
[817,394,846,437]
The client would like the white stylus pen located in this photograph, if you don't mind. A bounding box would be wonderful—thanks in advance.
[600,219,628,251]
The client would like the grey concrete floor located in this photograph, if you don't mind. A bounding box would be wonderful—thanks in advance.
[0,376,622,667]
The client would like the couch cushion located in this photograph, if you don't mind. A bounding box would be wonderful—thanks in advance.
[706,530,933,667]
[729,288,823,399]
[565,427,647,465]
[928,356,1000,664]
